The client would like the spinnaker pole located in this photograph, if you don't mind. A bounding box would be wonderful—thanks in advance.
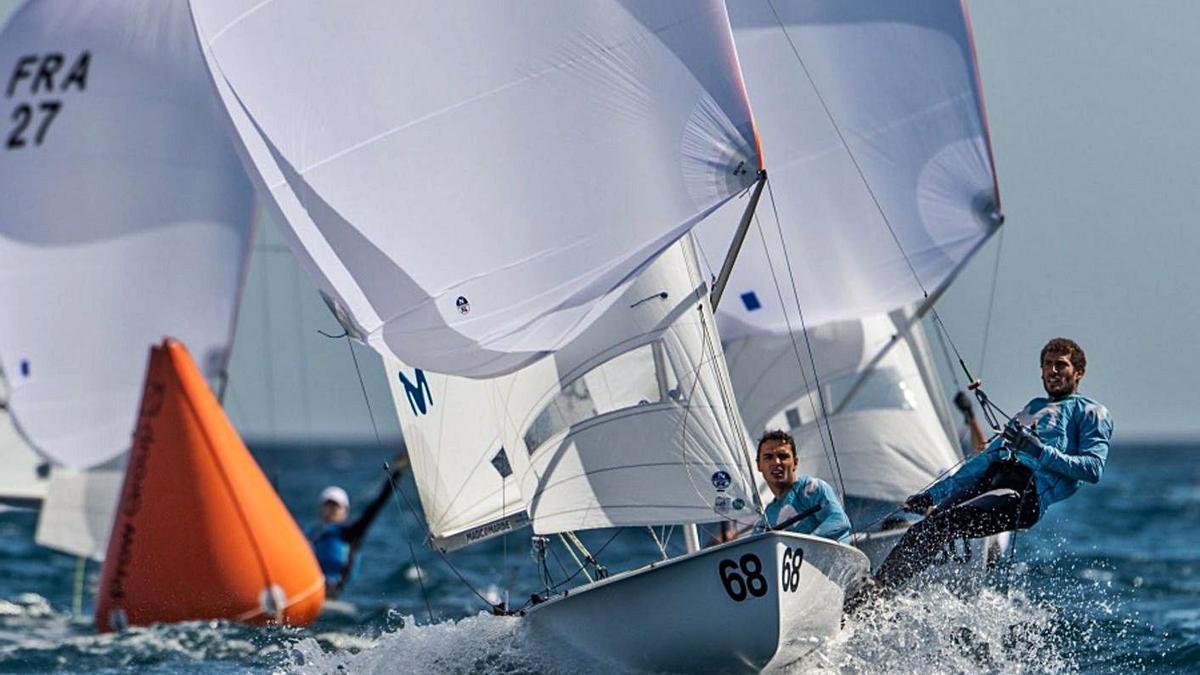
[710,170,767,309]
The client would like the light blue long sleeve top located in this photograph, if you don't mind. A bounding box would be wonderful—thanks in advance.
[926,394,1113,514]
[763,475,851,543]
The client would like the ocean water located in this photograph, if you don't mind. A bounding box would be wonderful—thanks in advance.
[0,441,1195,673]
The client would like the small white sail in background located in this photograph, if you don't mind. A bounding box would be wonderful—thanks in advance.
[725,314,960,507]
[706,0,1001,340]
[191,0,760,377]
[0,0,255,469]
[388,238,757,542]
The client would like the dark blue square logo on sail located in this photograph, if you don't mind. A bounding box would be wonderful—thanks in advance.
[711,470,731,491]
[740,291,761,311]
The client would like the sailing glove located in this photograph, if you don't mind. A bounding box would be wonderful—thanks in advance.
[1002,420,1045,459]
[903,492,934,514]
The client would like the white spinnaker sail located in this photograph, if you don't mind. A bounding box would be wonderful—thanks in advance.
[706,0,1000,340]
[388,239,757,540]
[725,314,960,505]
[190,0,761,378]
[0,0,255,469]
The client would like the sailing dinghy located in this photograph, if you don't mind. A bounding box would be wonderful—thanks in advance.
[388,238,869,672]
[0,1,327,629]
[191,0,868,667]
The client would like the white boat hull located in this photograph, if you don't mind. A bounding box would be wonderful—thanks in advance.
[525,531,869,673]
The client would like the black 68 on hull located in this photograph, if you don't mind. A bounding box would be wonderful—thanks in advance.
[524,532,869,673]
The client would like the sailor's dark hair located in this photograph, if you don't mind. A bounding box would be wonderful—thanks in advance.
[756,429,796,461]
[1041,337,1086,373]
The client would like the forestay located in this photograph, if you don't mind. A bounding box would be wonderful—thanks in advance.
[0,0,255,469]
[705,0,1001,340]
[190,0,760,377]
[725,314,960,506]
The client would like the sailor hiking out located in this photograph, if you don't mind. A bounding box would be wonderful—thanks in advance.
[864,337,1112,597]
[756,430,852,543]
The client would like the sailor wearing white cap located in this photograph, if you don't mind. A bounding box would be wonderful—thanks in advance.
[307,459,408,598]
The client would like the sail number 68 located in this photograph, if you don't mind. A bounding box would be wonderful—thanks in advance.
[717,554,768,602]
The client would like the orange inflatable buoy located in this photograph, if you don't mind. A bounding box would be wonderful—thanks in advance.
[95,338,324,632]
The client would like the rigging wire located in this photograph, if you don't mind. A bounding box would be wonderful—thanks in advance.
[932,314,964,391]
[978,229,1006,380]
[764,179,849,504]
[342,336,497,612]
[408,541,435,623]
[749,200,848,508]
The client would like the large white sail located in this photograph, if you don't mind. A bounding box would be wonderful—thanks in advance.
[190,0,760,377]
[0,0,255,469]
[706,0,1000,340]
[388,239,757,540]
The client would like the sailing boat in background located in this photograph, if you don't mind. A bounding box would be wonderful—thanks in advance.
[701,0,1005,571]
[0,0,325,629]
[386,237,869,670]
[191,0,869,670]
[0,0,255,560]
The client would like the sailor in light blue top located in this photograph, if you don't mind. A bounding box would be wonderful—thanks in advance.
[757,430,851,543]
[926,391,1112,514]
[870,337,1113,593]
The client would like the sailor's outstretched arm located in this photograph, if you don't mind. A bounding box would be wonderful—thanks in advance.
[343,464,404,545]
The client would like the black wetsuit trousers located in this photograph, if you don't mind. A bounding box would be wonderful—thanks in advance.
[875,461,1040,590]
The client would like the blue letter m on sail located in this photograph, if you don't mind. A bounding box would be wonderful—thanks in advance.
[399,369,434,416]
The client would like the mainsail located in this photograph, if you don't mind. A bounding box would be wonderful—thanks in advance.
[706,0,1001,340]
[0,0,255,469]
[190,0,761,377]
[388,239,757,545]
